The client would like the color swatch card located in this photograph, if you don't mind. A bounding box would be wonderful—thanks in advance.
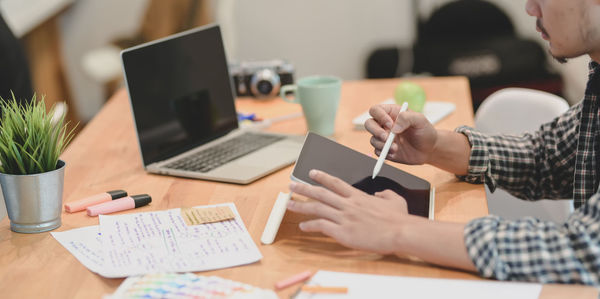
[52,203,262,278]
[107,273,277,299]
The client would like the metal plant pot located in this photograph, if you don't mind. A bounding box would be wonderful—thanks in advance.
[0,160,65,233]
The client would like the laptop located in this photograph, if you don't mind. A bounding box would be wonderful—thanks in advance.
[120,24,303,184]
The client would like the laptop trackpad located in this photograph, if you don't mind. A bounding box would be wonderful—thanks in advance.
[235,140,300,167]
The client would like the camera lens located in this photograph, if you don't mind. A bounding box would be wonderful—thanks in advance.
[250,69,281,98]
[256,80,273,95]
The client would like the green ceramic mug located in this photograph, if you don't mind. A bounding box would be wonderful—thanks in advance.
[280,76,342,136]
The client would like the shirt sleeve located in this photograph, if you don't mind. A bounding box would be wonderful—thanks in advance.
[464,193,600,285]
[455,103,580,200]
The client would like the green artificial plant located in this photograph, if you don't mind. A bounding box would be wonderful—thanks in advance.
[0,93,76,175]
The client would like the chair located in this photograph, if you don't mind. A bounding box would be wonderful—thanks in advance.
[474,88,573,223]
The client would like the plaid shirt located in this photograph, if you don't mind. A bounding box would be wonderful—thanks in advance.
[456,61,600,285]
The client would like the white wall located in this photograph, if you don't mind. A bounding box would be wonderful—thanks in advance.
[218,0,589,104]
[0,0,73,38]
[58,0,148,121]
[218,0,415,80]
[219,0,538,80]
[23,0,586,123]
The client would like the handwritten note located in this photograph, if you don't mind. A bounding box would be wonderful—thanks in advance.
[52,203,262,278]
[181,206,235,225]
[51,226,105,274]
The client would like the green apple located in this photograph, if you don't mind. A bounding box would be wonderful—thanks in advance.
[394,82,426,113]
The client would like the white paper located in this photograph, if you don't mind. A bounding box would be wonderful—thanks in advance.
[52,203,262,278]
[98,203,262,278]
[295,271,542,299]
[51,225,105,274]
[352,99,456,130]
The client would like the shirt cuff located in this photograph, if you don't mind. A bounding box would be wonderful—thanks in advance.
[464,216,511,280]
[454,126,496,192]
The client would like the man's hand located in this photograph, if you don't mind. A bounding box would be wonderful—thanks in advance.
[287,169,419,254]
[365,104,438,165]
[365,103,471,175]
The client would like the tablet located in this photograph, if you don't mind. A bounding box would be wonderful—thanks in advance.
[291,132,434,219]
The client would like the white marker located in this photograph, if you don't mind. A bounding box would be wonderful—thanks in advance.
[261,192,292,245]
[372,102,408,179]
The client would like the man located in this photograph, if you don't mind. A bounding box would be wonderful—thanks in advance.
[286,0,600,285]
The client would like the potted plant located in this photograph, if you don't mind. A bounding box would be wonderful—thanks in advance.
[0,93,75,233]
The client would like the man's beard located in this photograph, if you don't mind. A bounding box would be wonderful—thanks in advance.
[537,20,568,64]
[549,50,568,64]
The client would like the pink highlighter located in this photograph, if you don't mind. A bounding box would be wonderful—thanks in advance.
[64,190,128,213]
[86,194,152,216]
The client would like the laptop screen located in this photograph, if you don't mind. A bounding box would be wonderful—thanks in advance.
[121,25,238,165]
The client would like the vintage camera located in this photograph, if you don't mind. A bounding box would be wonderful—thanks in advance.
[230,60,294,98]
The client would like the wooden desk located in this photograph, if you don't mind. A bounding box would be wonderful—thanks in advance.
[0,77,595,298]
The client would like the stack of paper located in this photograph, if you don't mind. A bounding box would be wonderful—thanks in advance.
[52,203,262,278]
[295,271,542,299]
[352,99,456,130]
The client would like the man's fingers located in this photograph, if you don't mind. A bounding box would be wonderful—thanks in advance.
[370,136,398,153]
[308,170,355,198]
[365,118,388,142]
[392,111,427,134]
[289,181,345,209]
[287,200,342,223]
[298,219,341,239]
[374,189,403,200]
[374,190,408,212]
[368,105,396,130]
[299,220,356,252]
[370,136,385,150]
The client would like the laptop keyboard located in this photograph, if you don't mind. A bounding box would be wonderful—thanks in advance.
[165,132,285,173]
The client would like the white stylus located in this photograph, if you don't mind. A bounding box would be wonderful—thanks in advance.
[372,102,408,179]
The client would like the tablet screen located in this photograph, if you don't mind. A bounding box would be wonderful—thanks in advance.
[291,133,432,218]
